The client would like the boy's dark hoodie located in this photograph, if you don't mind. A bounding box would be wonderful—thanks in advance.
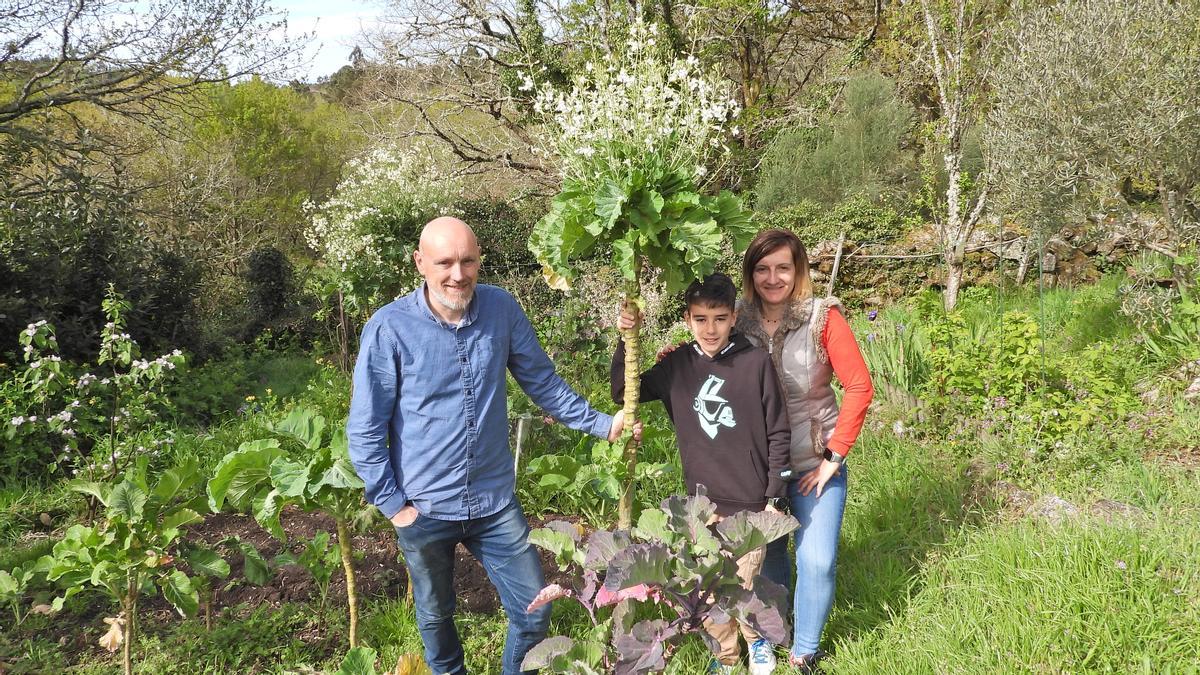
[611,334,791,516]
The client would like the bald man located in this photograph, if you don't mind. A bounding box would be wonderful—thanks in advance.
[346,217,628,675]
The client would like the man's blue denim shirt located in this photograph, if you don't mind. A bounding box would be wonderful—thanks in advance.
[347,283,614,521]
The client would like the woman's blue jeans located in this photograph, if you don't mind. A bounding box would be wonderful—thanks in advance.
[762,466,848,657]
[394,499,551,675]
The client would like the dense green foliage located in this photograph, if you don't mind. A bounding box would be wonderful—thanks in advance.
[756,72,915,211]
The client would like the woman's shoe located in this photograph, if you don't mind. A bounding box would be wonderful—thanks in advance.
[787,649,827,674]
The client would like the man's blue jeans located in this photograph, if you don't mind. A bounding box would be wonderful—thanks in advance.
[394,499,551,675]
[761,466,848,657]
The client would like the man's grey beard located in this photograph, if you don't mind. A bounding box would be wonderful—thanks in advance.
[429,285,473,312]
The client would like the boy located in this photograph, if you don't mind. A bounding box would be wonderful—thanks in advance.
[610,272,791,675]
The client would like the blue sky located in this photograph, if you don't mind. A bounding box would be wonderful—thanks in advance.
[277,0,383,80]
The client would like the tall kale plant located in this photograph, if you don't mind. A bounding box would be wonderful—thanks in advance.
[529,20,755,528]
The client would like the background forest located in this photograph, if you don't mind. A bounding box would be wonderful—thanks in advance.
[1,0,1198,673]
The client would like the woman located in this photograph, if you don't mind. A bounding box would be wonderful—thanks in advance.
[737,228,873,671]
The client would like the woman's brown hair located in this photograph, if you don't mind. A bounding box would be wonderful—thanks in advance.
[741,228,812,306]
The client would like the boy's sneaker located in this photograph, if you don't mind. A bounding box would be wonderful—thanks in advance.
[706,659,736,674]
[748,638,777,674]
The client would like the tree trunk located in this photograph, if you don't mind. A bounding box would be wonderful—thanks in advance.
[617,273,644,531]
[336,518,359,647]
[337,291,352,373]
[944,254,964,312]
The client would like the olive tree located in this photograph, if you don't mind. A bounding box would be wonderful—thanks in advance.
[985,0,1200,294]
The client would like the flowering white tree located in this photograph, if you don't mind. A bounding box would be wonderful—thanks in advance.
[529,20,754,528]
[305,140,464,363]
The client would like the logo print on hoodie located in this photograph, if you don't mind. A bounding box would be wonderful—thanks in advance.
[693,375,737,439]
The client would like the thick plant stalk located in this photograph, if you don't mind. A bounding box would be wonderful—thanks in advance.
[617,274,643,531]
[122,579,137,675]
[336,518,359,647]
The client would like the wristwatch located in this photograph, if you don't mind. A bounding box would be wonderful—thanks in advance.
[822,447,846,464]
[767,496,790,514]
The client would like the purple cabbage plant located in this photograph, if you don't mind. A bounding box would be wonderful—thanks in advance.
[521,490,798,674]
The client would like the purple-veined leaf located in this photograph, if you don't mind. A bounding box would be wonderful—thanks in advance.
[583,529,633,571]
[520,636,575,670]
[613,619,676,674]
[604,543,672,591]
[715,510,799,559]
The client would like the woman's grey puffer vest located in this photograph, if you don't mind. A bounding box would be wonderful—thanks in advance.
[736,296,843,473]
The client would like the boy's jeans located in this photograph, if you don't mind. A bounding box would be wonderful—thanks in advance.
[395,499,551,675]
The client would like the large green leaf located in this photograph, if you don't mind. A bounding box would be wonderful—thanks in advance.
[153,459,201,502]
[317,459,365,492]
[68,480,110,507]
[182,545,230,579]
[336,647,378,675]
[107,480,147,523]
[207,439,282,512]
[520,636,575,671]
[715,509,799,559]
[592,180,628,235]
[529,525,584,569]
[603,543,673,591]
[0,570,17,596]
[530,191,596,281]
[254,488,287,541]
[710,190,754,252]
[627,189,665,234]
[269,457,309,498]
[161,569,199,618]
[612,236,637,282]
[669,209,723,267]
[274,407,326,451]
[161,508,204,531]
[583,530,634,571]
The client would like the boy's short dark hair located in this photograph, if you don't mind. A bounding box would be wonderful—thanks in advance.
[684,273,737,312]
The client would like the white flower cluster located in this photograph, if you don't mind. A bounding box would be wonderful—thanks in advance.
[130,355,178,371]
[532,20,740,186]
[304,139,464,277]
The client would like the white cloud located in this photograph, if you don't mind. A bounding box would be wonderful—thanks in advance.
[276,0,382,80]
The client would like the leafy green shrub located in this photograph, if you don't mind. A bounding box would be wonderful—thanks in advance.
[756,194,912,246]
[37,458,220,675]
[756,71,915,210]
[459,196,541,275]
[521,429,674,526]
[2,289,185,485]
[207,406,367,646]
[919,309,1140,471]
